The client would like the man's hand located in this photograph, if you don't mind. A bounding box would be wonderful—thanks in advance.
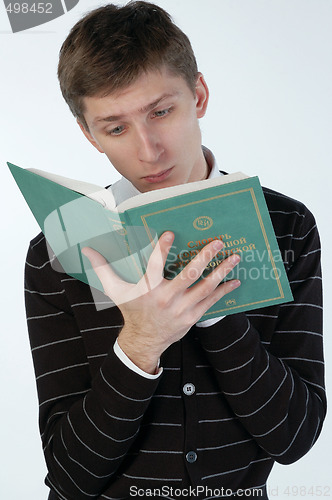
[82,232,240,374]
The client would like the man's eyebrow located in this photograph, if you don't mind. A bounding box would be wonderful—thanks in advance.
[138,92,177,113]
[93,92,179,125]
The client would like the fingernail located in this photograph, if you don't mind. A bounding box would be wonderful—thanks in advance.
[231,280,241,289]
[163,231,174,242]
[213,240,224,250]
[231,254,241,264]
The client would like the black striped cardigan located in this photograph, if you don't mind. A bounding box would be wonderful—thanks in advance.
[25,186,326,500]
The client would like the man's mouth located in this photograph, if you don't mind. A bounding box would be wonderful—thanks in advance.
[142,167,174,183]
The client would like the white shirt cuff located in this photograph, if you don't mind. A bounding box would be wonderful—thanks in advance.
[196,316,226,328]
[113,339,162,379]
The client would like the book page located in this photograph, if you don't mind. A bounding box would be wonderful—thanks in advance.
[27,168,117,210]
[117,171,249,213]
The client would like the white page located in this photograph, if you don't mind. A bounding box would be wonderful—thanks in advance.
[117,171,249,212]
[28,167,117,210]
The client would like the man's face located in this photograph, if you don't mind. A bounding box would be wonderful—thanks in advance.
[79,67,209,193]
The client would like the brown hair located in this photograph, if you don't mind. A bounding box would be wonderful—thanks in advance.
[58,1,198,129]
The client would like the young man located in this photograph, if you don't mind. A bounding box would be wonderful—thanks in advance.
[25,2,326,499]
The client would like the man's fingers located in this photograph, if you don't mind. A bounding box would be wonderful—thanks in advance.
[187,253,242,318]
[82,246,108,269]
[210,253,241,285]
[194,278,241,320]
[81,246,126,292]
[173,240,224,288]
[190,252,241,301]
[144,231,175,288]
[81,244,167,306]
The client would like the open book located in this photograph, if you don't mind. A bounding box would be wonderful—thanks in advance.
[8,162,293,319]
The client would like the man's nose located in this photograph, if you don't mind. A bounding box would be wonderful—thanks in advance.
[136,126,164,163]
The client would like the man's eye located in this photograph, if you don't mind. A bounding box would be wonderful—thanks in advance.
[153,107,172,118]
[108,125,125,136]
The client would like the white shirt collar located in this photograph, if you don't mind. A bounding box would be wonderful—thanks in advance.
[202,146,221,180]
[108,146,221,206]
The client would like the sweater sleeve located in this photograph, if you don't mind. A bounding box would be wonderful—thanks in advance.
[25,235,161,500]
[196,206,326,465]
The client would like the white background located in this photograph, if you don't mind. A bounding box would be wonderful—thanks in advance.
[0,1,331,498]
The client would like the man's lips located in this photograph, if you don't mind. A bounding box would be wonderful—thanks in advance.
[142,167,174,183]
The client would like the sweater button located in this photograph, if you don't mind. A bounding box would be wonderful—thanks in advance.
[186,451,197,463]
[183,383,195,396]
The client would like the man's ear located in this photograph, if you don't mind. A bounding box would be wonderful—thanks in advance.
[77,119,104,153]
[195,73,209,119]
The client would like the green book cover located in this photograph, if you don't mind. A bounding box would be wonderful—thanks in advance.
[7,162,155,288]
[8,162,293,320]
